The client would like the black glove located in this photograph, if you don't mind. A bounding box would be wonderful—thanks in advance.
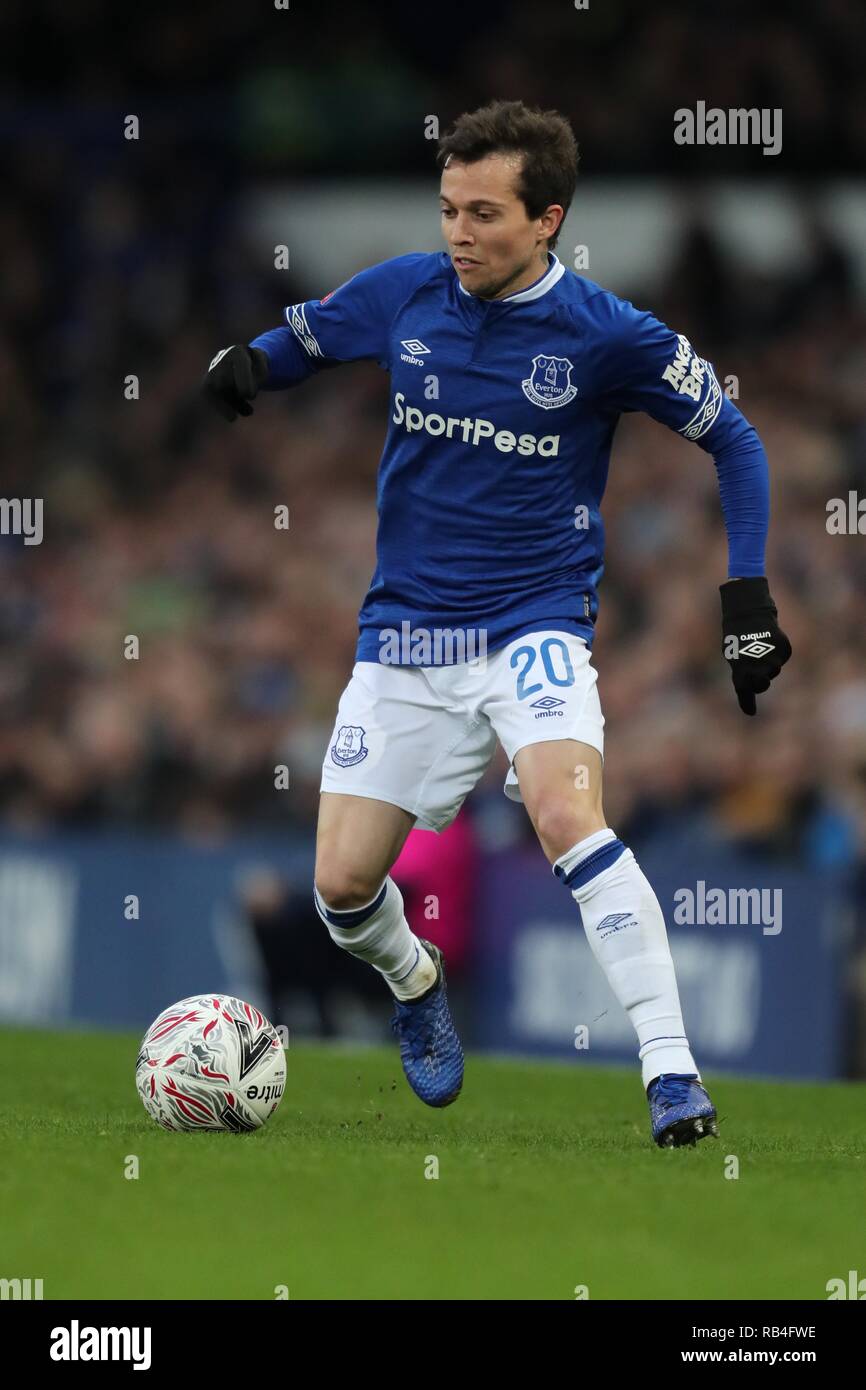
[203,345,269,421]
[720,577,792,716]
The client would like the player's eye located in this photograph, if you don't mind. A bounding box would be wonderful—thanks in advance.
[439,207,495,221]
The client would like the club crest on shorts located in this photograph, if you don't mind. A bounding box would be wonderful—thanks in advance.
[330,724,369,767]
[521,354,578,409]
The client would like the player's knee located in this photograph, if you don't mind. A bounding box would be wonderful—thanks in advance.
[531,796,605,859]
[314,865,384,913]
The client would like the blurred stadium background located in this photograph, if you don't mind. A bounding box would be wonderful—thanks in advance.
[1,0,865,1080]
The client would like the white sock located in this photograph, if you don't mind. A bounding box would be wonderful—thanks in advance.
[314,876,437,1001]
[554,830,699,1089]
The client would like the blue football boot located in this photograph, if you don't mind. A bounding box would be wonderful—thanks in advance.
[647,1072,719,1148]
[390,939,464,1107]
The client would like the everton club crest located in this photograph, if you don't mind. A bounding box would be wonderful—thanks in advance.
[330,725,369,767]
[521,354,578,409]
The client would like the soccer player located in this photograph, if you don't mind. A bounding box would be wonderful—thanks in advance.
[204,100,791,1147]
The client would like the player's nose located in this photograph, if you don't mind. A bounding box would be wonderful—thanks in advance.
[450,214,475,245]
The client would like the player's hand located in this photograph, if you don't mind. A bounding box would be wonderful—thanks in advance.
[203,345,269,421]
[720,577,792,716]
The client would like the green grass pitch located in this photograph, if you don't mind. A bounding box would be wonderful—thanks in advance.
[1,1027,864,1300]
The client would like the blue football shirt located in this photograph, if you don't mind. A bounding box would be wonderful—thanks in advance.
[251,251,768,664]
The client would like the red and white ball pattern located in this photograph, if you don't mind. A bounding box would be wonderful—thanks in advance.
[136,994,286,1132]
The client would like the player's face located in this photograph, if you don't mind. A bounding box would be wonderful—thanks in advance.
[439,153,561,300]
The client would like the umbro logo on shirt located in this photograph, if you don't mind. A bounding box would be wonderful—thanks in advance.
[400,339,431,365]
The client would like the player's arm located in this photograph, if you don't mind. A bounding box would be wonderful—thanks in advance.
[202,254,426,422]
[591,298,792,715]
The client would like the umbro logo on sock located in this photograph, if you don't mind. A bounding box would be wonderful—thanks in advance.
[596,912,637,939]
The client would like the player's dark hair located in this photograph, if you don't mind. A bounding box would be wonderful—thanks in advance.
[436,99,578,251]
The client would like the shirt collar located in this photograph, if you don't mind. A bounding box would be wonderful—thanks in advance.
[457,251,565,303]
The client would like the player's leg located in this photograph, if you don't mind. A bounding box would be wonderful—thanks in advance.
[314,788,464,1105]
[511,737,607,856]
[514,735,717,1145]
[315,789,415,909]
[483,631,716,1145]
[313,789,439,1000]
[313,660,494,1107]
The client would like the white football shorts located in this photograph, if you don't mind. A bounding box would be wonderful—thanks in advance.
[316,633,603,834]
[319,630,605,832]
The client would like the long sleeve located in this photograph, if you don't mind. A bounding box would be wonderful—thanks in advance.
[707,406,769,577]
[249,251,434,389]
[588,295,769,576]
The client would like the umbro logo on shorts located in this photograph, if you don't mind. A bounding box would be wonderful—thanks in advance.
[530,695,565,719]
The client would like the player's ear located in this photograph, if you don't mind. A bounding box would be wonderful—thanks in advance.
[543,205,564,240]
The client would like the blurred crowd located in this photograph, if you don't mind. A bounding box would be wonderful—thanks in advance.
[2,0,865,174]
[1,0,865,887]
